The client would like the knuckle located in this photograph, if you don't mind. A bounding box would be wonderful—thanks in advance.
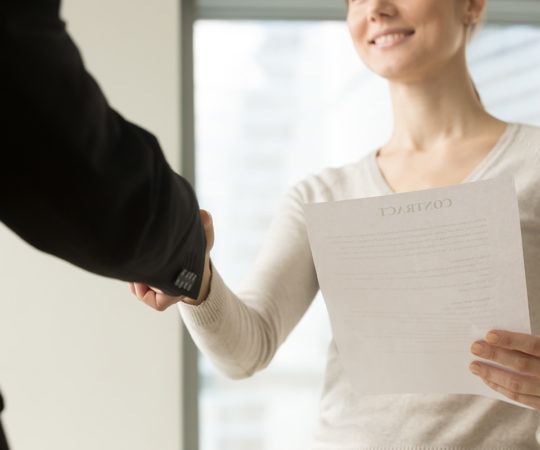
[523,339,535,354]
[529,340,540,356]
[508,376,522,393]
[515,356,530,372]
[486,346,496,360]
[480,365,489,378]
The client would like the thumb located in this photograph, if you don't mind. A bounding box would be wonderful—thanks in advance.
[199,209,215,253]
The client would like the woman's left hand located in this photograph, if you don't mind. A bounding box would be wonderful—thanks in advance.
[470,330,540,409]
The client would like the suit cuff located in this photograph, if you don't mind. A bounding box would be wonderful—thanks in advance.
[177,262,228,329]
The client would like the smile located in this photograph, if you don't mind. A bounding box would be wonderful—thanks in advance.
[369,30,415,48]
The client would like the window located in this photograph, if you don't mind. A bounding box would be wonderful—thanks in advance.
[190,16,540,450]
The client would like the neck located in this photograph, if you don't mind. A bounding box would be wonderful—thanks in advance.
[385,53,500,155]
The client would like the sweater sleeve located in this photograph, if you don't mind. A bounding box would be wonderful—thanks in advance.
[178,183,319,379]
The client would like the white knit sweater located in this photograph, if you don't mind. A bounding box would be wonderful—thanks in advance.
[179,122,540,449]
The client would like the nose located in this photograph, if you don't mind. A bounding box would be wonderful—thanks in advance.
[366,0,397,22]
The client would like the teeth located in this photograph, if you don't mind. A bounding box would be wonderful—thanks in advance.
[373,33,408,45]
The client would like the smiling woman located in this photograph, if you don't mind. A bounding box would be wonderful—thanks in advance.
[183,16,540,450]
[130,0,540,448]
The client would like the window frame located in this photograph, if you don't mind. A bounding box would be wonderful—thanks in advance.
[193,0,540,23]
[178,1,540,449]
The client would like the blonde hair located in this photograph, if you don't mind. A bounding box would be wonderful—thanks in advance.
[468,13,485,42]
[468,8,486,103]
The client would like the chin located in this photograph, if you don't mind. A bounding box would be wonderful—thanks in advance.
[362,50,433,83]
[366,61,416,81]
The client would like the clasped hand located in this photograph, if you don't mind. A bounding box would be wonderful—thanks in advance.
[470,330,540,409]
[128,209,214,311]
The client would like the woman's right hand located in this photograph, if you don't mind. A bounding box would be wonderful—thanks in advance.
[128,209,214,311]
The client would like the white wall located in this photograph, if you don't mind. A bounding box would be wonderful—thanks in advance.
[0,1,183,449]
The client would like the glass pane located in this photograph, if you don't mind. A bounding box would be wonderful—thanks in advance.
[194,20,540,450]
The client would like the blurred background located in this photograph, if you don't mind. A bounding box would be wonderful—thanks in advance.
[1,0,540,449]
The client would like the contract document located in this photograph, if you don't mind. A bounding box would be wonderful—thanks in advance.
[304,176,530,407]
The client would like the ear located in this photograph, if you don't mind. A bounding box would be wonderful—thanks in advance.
[464,0,486,24]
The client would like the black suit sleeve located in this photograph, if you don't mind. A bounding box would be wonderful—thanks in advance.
[0,0,206,297]
[0,394,7,450]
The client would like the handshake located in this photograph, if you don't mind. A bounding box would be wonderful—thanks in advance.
[129,210,215,310]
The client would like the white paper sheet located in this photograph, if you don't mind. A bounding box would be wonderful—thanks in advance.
[304,177,531,407]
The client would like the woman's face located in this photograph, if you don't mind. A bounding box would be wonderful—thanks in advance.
[347,0,473,82]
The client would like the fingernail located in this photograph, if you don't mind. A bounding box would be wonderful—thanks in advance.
[471,342,485,356]
[486,332,499,344]
[469,363,481,375]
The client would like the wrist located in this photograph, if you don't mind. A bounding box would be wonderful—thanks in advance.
[197,255,212,301]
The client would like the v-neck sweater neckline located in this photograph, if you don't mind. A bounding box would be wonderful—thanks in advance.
[368,122,521,195]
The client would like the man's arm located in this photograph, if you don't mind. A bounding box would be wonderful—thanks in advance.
[0,0,206,297]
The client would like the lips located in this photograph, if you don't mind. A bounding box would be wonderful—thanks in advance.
[368,28,415,45]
